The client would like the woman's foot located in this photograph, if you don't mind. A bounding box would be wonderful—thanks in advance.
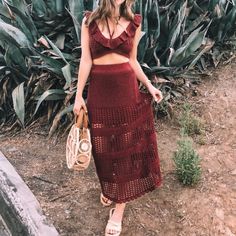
[101,193,113,207]
[109,203,125,223]
[105,203,126,236]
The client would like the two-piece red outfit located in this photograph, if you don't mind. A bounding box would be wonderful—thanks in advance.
[84,11,162,203]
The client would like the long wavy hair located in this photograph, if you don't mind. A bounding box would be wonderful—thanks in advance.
[84,0,136,28]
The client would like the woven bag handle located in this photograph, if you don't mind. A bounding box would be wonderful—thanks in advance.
[76,108,89,128]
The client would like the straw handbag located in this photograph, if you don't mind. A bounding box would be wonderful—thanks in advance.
[66,108,92,171]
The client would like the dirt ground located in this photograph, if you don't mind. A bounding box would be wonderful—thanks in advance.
[0,61,236,236]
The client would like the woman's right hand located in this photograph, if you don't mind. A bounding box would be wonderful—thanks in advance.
[73,96,88,116]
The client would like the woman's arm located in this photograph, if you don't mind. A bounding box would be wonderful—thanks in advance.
[129,25,151,87]
[129,24,163,103]
[75,16,92,98]
[74,16,93,114]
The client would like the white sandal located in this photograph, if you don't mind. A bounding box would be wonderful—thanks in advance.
[105,208,122,236]
[100,192,113,207]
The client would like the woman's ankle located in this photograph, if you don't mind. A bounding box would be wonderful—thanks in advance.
[115,203,126,212]
[111,203,126,219]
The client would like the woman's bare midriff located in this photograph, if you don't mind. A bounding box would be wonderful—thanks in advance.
[92,53,129,65]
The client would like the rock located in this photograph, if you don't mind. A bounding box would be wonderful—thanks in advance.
[225,215,236,230]
[7,147,18,152]
[0,151,59,236]
[0,216,10,236]
[64,210,71,214]
[231,169,236,175]
[208,169,212,173]
[215,208,224,221]
[225,226,235,236]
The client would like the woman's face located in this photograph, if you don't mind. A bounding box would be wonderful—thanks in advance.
[115,0,126,6]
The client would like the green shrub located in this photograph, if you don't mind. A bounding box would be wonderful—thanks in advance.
[173,137,201,186]
[179,103,205,136]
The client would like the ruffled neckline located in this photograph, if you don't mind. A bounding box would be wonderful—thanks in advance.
[94,19,133,41]
[85,11,142,49]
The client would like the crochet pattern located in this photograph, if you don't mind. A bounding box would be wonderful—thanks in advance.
[83,11,162,203]
[84,11,142,59]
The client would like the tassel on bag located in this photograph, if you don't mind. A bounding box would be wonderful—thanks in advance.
[66,108,92,171]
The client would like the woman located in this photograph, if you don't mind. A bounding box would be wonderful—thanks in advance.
[73,0,163,235]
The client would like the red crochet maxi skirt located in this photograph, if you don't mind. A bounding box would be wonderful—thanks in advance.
[86,62,162,203]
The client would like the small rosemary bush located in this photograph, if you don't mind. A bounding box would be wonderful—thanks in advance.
[173,137,201,186]
[179,103,204,136]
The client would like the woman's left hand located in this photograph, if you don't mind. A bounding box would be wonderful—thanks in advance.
[146,83,163,103]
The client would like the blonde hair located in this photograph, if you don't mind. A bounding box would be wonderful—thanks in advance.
[84,0,136,27]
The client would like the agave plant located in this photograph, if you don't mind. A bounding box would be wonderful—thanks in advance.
[136,0,236,74]
[0,0,94,134]
[0,0,235,136]
[135,0,235,114]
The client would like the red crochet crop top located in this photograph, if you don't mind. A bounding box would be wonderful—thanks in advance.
[84,11,142,59]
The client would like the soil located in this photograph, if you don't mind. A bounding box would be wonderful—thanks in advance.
[0,61,236,236]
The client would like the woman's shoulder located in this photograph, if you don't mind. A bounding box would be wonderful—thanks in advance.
[132,13,142,26]
[83,10,96,29]
[127,13,142,36]
[83,10,93,20]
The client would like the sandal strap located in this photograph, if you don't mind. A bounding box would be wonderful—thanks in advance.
[105,221,122,235]
[102,195,112,203]
[101,193,113,206]
[105,209,122,236]
[109,208,114,218]
[107,220,122,227]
